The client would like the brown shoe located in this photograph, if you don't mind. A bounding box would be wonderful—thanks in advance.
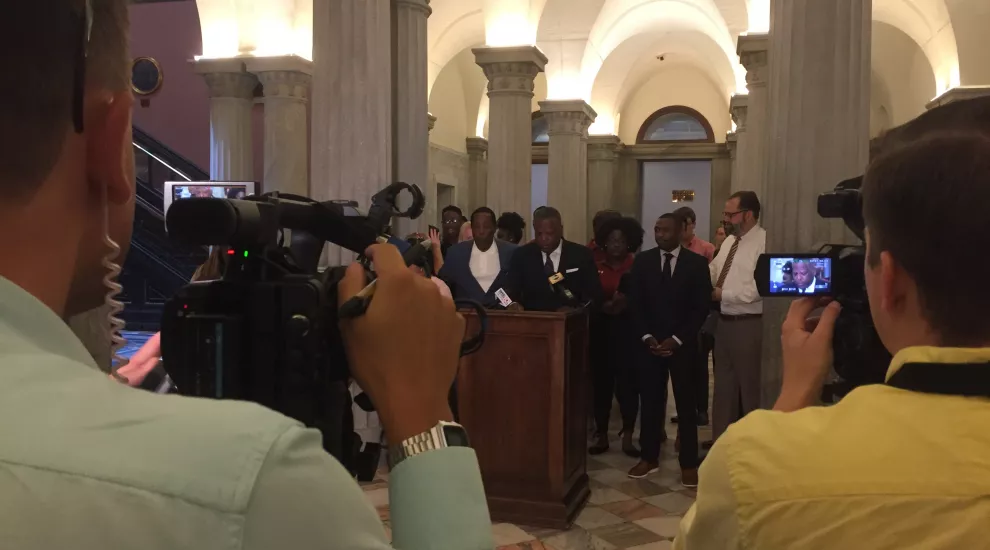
[627,460,660,479]
[681,468,699,488]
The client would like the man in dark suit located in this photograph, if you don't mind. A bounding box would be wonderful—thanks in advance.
[439,207,517,307]
[626,213,713,488]
[504,207,602,311]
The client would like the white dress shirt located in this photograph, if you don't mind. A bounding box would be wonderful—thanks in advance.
[543,241,563,273]
[642,246,684,345]
[709,225,766,315]
[800,277,818,294]
[469,241,501,293]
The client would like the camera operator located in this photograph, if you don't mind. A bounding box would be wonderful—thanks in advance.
[674,98,990,549]
[0,2,493,549]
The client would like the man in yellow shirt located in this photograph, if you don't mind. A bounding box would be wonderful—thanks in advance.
[0,1,493,548]
[675,97,990,548]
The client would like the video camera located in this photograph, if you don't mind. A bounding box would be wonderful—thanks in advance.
[159,182,487,468]
[756,176,891,397]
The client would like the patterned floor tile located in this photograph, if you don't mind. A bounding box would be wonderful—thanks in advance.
[642,492,695,515]
[589,522,665,548]
[599,499,666,521]
[587,485,634,505]
[493,523,537,545]
[613,479,669,498]
[634,516,684,539]
[518,524,565,540]
[573,506,625,530]
[589,467,635,488]
[543,528,615,550]
[594,452,641,470]
[497,542,553,550]
[627,541,674,550]
[376,506,389,521]
[587,458,611,471]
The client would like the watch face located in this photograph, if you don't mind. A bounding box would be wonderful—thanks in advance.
[442,424,470,447]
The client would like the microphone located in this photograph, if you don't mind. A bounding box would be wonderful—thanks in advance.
[548,272,576,302]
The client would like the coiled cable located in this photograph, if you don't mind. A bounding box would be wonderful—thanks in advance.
[102,197,129,383]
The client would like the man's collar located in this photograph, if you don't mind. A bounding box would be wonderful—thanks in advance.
[544,240,563,257]
[0,275,99,370]
[886,346,990,382]
[660,245,681,256]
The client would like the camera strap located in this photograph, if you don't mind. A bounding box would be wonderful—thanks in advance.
[885,361,990,398]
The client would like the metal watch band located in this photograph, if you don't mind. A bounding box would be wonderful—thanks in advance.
[387,421,463,468]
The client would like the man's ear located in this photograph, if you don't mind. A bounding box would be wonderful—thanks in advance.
[86,91,134,206]
[879,250,906,314]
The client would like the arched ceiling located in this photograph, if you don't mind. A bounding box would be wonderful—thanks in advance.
[588,30,735,133]
[427,0,485,98]
[195,0,312,59]
[873,0,959,93]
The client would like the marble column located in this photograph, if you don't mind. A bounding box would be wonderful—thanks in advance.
[737,33,770,200]
[729,94,749,193]
[392,0,431,237]
[539,100,596,243]
[312,0,392,265]
[466,137,489,213]
[926,85,990,109]
[194,59,257,181]
[474,46,547,217]
[587,135,622,223]
[246,56,312,196]
[761,0,872,407]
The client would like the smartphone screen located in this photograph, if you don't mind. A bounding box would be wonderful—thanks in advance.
[757,254,833,297]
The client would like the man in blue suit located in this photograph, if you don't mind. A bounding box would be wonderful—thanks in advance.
[439,207,517,308]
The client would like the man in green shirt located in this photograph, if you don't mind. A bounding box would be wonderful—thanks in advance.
[0,1,493,549]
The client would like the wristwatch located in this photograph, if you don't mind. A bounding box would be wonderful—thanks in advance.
[387,420,471,468]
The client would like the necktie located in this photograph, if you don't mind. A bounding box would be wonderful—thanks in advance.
[544,253,554,276]
[662,253,673,282]
[715,236,740,288]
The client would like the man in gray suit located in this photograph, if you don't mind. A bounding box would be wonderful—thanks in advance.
[439,207,517,308]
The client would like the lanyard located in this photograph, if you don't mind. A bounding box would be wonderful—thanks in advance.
[885,361,990,398]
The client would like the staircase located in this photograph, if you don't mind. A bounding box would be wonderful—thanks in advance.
[120,127,210,331]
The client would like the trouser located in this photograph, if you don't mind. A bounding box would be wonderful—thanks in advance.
[695,330,715,414]
[639,347,699,469]
[713,315,763,441]
[590,314,637,435]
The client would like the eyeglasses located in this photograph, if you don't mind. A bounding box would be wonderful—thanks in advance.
[722,209,750,218]
[71,0,93,134]
[441,219,462,225]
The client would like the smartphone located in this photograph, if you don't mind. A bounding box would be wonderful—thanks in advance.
[428,224,440,235]
[756,253,833,297]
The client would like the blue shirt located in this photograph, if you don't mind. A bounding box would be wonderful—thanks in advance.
[0,275,494,549]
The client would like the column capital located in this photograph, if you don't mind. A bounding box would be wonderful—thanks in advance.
[247,55,314,101]
[465,136,489,156]
[473,46,548,96]
[730,94,749,132]
[428,113,437,133]
[393,0,432,16]
[926,85,990,110]
[738,33,769,88]
[194,59,257,99]
[539,100,597,136]
[726,131,738,159]
[587,135,622,160]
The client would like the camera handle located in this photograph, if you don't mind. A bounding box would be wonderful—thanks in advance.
[455,299,488,356]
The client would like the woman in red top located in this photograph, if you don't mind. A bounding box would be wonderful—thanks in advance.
[589,216,644,456]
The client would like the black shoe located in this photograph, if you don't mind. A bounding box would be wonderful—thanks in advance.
[701,439,715,451]
[697,411,709,426]
[589,435,609,455]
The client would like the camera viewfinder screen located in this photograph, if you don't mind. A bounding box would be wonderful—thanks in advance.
[769,256,832,295]
[172,184,250,201]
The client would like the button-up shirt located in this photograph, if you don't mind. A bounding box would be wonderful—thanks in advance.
[641,246,684,345]
[675,345,990,550]
[684,235,715,263]
[469,241,500,293]
[543,241,563,273]
[709,226,765,315]
[0,275,493,550]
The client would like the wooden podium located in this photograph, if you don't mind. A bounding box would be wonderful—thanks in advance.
[457,309,590,529]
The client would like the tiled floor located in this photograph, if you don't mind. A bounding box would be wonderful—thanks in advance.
[362,382,713,550]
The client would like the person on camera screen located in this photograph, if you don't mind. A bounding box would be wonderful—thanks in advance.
[674,97,990,549]
[0,2,493,549]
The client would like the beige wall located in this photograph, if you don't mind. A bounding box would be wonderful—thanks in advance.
[429,144,471,223]
[428,64,471,153]
[872,22,937,129]
[616,65,731,145]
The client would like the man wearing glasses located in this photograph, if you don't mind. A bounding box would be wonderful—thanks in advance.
[708,191,766,444]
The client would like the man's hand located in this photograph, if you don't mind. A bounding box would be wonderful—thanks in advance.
[506,302,524,312]
[644,336,664,355]
[775,297,842,412]
[658,337,680,357]
[712,287,722,301]
[428,227,442,248]
[611,292,628,313]
[338,244,463,441]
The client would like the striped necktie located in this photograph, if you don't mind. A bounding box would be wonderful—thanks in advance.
[715,236,740,289]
